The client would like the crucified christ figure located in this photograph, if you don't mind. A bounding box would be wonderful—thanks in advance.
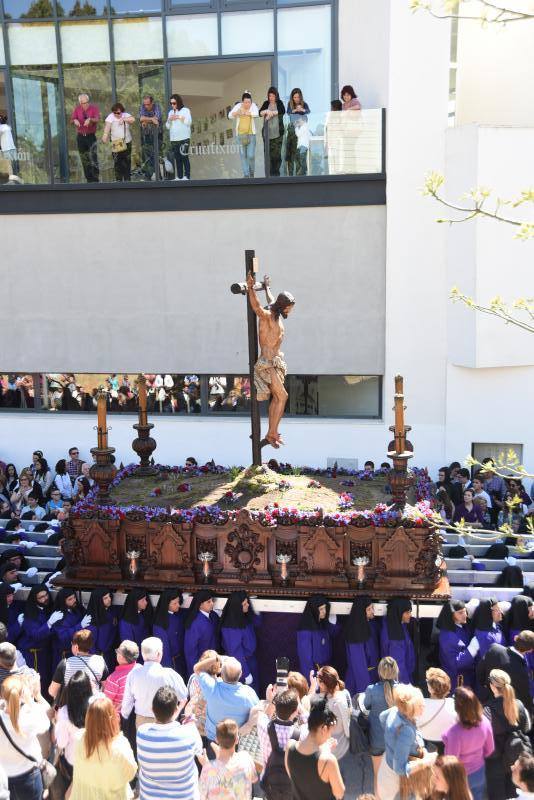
[246,271,295,448]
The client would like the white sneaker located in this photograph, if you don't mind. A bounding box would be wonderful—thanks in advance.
[151,172,156,181]
[8,174,23,184]
[182,177,189,181]
[173,176,181,181]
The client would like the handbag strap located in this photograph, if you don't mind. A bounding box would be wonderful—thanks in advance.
[418,700,447,730]
[74,655,101,688]
[0,712,38,765]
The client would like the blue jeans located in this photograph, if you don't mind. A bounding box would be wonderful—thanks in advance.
[468,765,487,800]
[238,134,256,177]
[8,767,43,800]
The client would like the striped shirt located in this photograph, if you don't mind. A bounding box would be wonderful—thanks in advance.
[53,653,107,692]
[104,662,138,714]
[137,720,203,800]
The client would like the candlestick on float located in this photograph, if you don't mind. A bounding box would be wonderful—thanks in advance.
[90,387,117,504]
[132,374,158,476]
[387,374,414,508]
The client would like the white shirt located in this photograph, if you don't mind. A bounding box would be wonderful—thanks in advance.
[0,703,50,777]
[104,111,133,144]
[55,704,84,765]
[166,107,192,142]
[121,661,187,719]
[0,124,15,153]
[55,473,74,499]
[416,697,457,742]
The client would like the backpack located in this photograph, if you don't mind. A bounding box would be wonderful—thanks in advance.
[260,721,299,800]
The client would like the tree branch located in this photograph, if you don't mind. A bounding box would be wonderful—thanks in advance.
[450,290,534,335]
[410,0,534,23]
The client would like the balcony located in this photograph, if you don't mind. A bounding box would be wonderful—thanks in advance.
[0,107,386,213]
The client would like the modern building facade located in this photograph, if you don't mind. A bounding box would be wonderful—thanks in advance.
[1,0,533,476]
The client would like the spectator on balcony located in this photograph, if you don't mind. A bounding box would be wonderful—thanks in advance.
[54,459,75,500]
[229,92,260,179]
[70,93,100,183]
[102,103,135,182]
[259,86,285,177]
[344,595,380,694]
[184,590,219,676]
[380,598,416,684]
[340,84,362,111]
[452,488,484,527]
[220,591,261,692]
[297,594,338,679]
[166,94,192,181]
[153,588,186,677]
[119,589,153,655]
[87,589,120,671]
[139,95,163,181]
[66,447,83,483]
[285,88,310,177]
[0,113,22,185]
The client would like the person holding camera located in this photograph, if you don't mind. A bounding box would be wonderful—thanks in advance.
[257,688,300,800]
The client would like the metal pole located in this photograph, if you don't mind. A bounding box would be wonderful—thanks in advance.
[245,249,262,466]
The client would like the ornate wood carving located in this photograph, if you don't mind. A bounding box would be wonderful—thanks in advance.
[224,517,265,583]
[377,526,419,576]
[298,527,343,574]
[148,523,191,570]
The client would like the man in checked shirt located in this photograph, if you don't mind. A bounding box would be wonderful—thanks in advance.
[256,689,300,800]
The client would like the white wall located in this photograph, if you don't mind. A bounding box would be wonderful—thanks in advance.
[445,125,534,368]
[338,0,390,108]
[0,205,386,375]
[0,410,446,477]
[456,5,534,127]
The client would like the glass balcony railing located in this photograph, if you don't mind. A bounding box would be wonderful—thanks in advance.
[0,107,384,187]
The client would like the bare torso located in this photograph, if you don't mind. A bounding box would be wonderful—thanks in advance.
[258,313,284,360]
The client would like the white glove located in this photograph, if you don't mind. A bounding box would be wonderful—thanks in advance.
[45,571,62,589]
[467,636,480,658]
[244,674,254,686]
[24,567,38,578]
[213,608,223,617]
[329,614,337,625]
[10,583,23,591]
[17,613,24,626]
[81,614,92,628]
[22,541,37,549]
[47,610,64,628]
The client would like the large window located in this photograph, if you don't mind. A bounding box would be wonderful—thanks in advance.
[0,373,382,419]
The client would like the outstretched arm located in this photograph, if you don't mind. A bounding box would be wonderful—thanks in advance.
[263,275,275,305]
[247,272,270,319]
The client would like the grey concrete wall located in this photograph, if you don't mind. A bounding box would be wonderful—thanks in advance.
[2,204,385,373]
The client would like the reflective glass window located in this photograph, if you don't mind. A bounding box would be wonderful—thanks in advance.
[221,10,274,55]
[166,13,218,58]
[208,376,250,413]
[110,0,160,14]
[8,23,57,64]
[0,374,36,408]
[112,17,163,60]
[60,21,110,62]
[0,38,5,65]
[277,4,331,112]
[286,375,381,418]
[169,0,213,7]
[58,0,107,17]
[2,0,54,19]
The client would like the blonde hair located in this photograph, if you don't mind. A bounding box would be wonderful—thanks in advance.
[287,671,309,700]
[1,675,27,734]
[489,669,518,726]
[426,667,451,699]
[378,656,399,708]
[393,684,424,722]
[83,697,119,759]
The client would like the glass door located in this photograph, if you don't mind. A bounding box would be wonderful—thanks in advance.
[10,69,63,184]
[167,58,273,180]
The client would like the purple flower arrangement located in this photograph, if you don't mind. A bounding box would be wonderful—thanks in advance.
[72,462,434,528]
[338,492,354,510]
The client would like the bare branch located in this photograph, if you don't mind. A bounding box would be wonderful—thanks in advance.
[410,0,534,23]
[450,289,534,335]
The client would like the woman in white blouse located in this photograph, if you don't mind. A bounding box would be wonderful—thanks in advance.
[54,459,74,499]
[166,94,192,181]
[102,103,135,182]
[0,673,51,800]
[55,671,97,792]
[417,667,457,753]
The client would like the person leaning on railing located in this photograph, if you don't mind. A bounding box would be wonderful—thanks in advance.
[259,86,285,177]
[102,104,135,183]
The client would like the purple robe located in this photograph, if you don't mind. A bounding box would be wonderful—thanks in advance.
[154,610,186,678]
[18,609,53,691]
[184,611,219,675]
[88,606,120,670]
[345,618,381,694]
[380,622,415,684]
[221,619,260,690]
[51,608,84,669]
[297,621,337,677]
[5,600,24,646]
[439,626,475,688]
[119,614,151,656]
[474,626,505,659]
